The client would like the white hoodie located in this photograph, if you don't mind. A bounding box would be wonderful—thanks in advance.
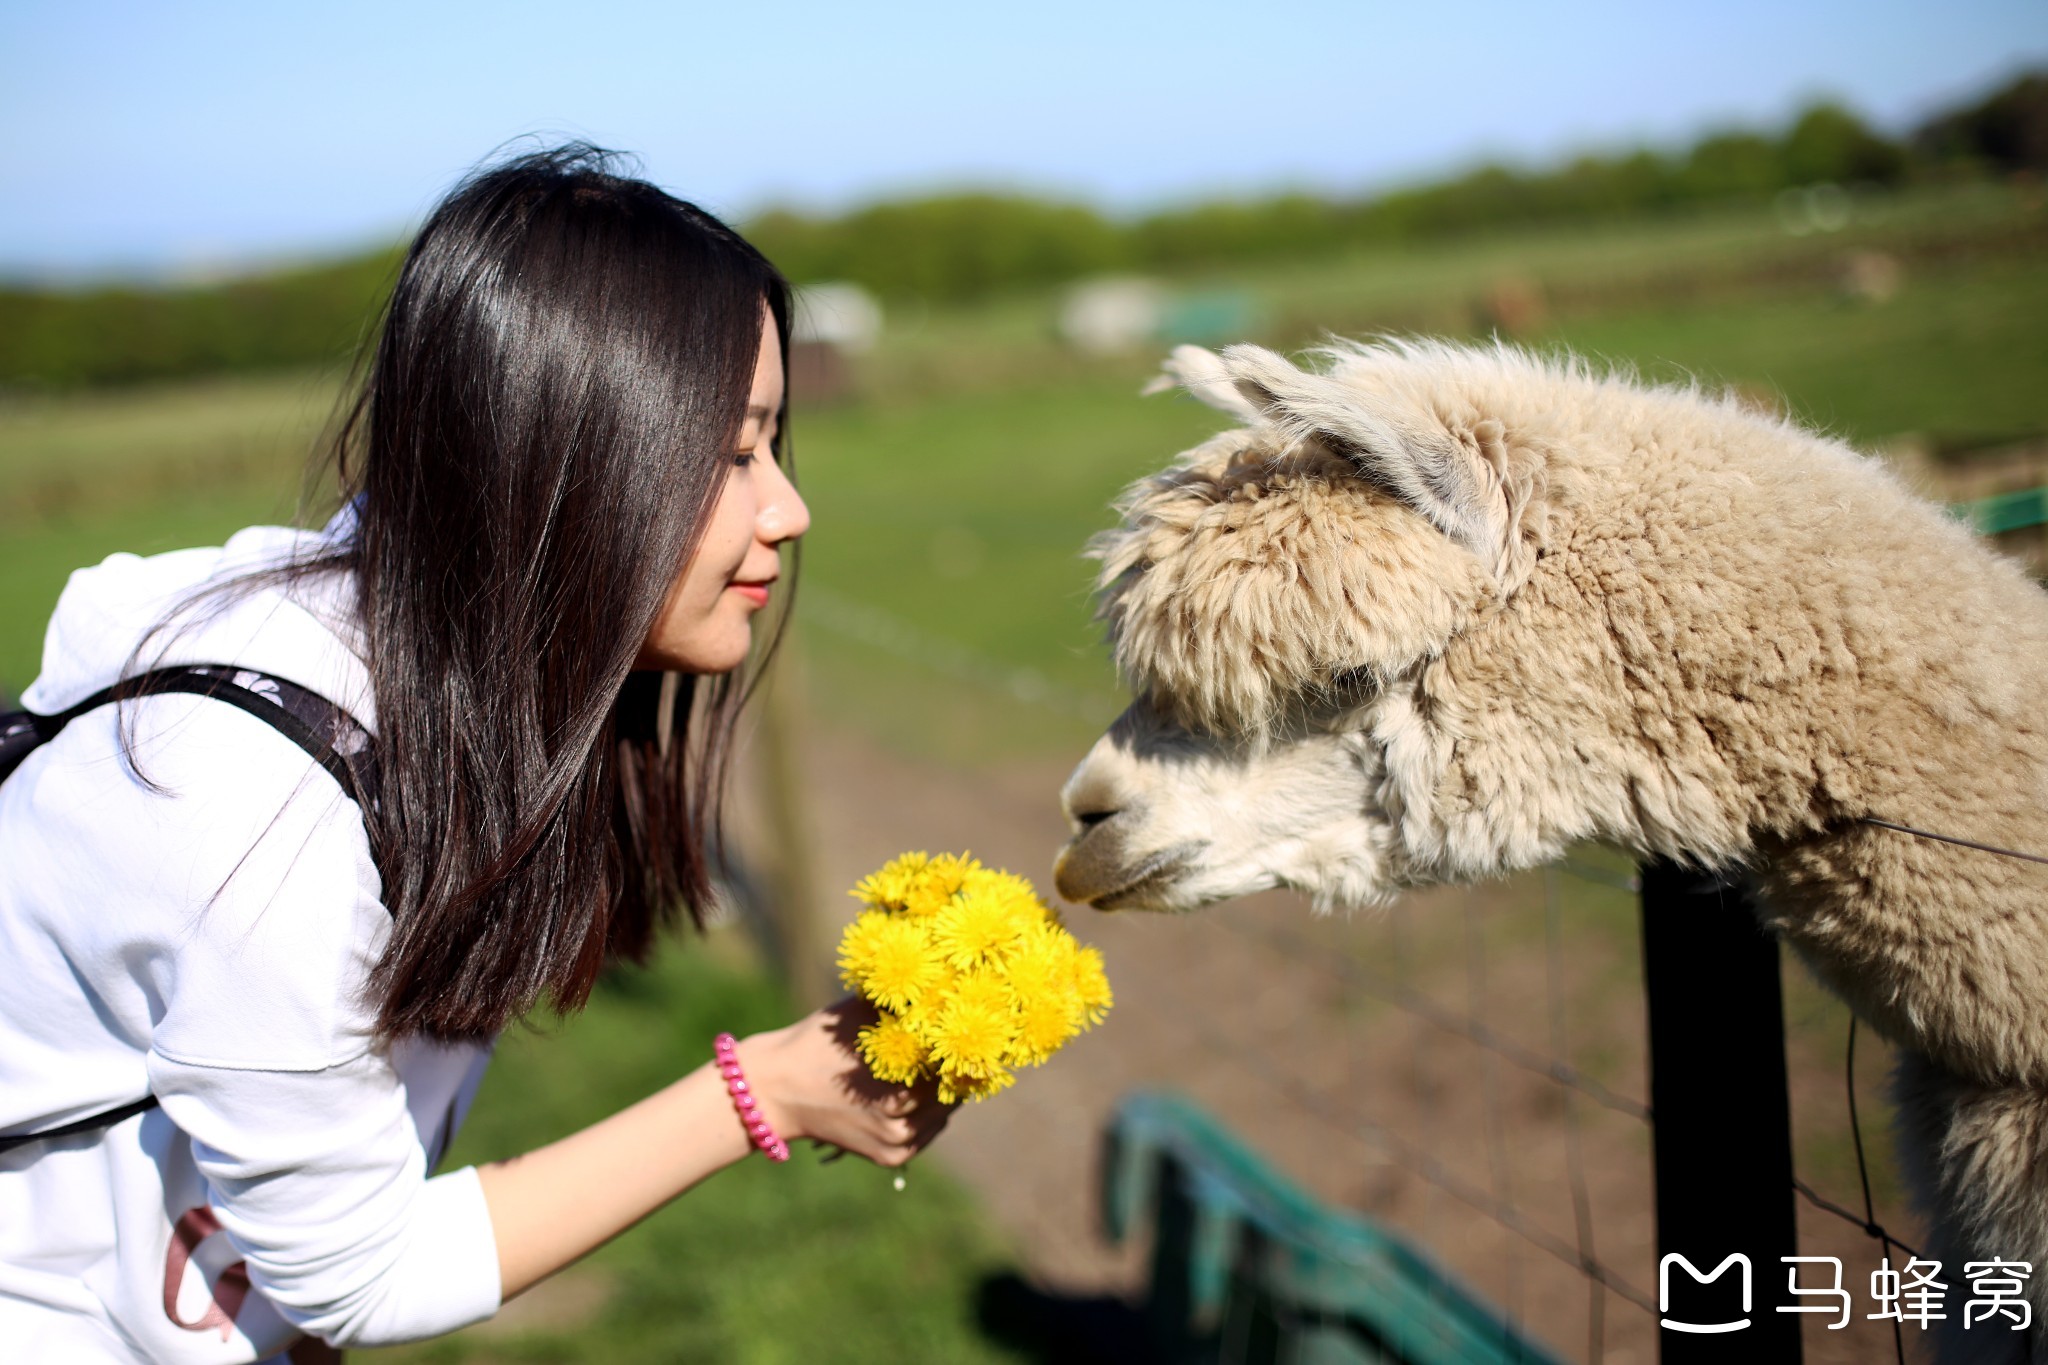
[0,523,501,1360]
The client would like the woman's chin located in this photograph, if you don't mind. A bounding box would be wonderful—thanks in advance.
[639,620,753,675]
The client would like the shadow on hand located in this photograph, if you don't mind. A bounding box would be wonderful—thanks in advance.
[973,1272,1158,1364]
[822,995,950,1110]
[822,995,908,1103]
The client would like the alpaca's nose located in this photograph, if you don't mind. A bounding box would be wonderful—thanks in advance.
[1054,810,1129,905]
[1059,741,1130,838]
[1056,741,1139,903]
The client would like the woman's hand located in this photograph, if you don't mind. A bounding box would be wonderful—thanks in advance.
[480,996,955,1301]
[734,997,953,1167]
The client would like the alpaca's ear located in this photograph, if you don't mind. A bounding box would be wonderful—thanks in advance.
[1215,343,1514,577]
[1143,345,1264,422]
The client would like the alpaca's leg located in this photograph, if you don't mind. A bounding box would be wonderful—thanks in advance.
[1893,1050,2046,1365]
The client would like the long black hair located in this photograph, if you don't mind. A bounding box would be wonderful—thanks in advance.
[311,144,792,1040]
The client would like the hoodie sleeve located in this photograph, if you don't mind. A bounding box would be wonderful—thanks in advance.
[150,1058,502,1346]
[107,695,504,1345]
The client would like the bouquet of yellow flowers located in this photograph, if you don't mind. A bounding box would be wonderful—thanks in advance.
[837,852,1112,1103]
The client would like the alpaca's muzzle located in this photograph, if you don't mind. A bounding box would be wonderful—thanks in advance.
[1053,814,1130,906]
[1054,816,1202,910]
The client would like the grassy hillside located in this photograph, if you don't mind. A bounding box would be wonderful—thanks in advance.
[0,374,334,692]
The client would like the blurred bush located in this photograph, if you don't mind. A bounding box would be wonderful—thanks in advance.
[0,248,400,389]
[1915,72,2048,177]
[750,193,1128,301]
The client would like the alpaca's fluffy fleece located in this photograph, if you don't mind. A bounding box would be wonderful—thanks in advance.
[1063,338,2048,1360]
[1091,431,1495,735]
[1095,341,1564,735]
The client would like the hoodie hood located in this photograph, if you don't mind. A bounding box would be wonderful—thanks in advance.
[20,518,375,731]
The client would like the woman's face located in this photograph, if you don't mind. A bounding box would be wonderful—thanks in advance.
[637,312,808,674]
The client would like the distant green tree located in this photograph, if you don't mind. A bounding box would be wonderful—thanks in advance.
[1781,102,1906,185]
[0,249,399,388]
[1678,130,1786,200]
[1131,193,1351,270]
[1540,150,1682,218]
[747,194,1125,301]
[1915,73,2048,174]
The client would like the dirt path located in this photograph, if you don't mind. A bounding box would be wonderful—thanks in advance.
[762,718,1926,1365]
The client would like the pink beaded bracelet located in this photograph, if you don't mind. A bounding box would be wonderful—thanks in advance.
[714,1032,790,1162]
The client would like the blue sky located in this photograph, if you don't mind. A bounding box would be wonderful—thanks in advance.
[3,0,2043,279]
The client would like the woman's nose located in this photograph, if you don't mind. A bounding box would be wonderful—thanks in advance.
[757,460,810,543]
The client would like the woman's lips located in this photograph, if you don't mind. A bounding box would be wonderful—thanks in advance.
[729,581,772,608]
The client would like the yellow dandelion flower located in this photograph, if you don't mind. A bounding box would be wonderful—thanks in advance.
[966,869,1052,929]
[836,909,885,988]
[946,967,1010,1018]
[840,852,1110,1096]
[897,1001,940,1049]
[939,1066,1016,1104]
[924,852,980,897]
[1009,992,1083,1066]
[842,913,943,1014]
[931,888,1029,969]
[929,999,1014,1080]
[897,853,971,917]
[852,852,930,911]
[956,866,1009,900]
[856,1012,928,1086]
[894,961,955,1045]
[1069,945,1113,1026]
[997,922,1069,1000]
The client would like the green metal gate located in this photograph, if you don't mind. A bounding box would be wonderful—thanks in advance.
[1104,1090,1569,1365]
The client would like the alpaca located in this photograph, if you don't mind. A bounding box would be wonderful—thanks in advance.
[1054,338,2048,1364]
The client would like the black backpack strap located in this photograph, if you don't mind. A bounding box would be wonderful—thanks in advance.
[0,664,380,1154]
[0,1095,160,1156]
[1,664,379,814]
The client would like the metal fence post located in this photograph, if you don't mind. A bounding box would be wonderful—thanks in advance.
[1639,859,1803,1363]
[754,642,830,1009]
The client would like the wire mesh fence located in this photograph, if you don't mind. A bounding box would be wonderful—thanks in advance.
[1165,862,1664,1362]
[1100,856,1929,1364]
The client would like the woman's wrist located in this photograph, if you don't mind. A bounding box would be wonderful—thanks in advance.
[482,1054,763,1298]
[715,1032,790,1160]
[728,1028,803,1145]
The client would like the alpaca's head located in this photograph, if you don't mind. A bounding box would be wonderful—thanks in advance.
[1055,340,1555,912]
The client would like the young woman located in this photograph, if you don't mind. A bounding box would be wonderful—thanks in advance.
[0,146,948,1361]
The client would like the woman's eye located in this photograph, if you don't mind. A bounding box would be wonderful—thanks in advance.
[730,449,756,468]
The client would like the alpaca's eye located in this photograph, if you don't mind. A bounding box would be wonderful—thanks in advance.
[1329,666,1382,696]
[1327,667,1376,695]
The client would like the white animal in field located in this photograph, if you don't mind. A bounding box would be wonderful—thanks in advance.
[1055,338,2048,1365]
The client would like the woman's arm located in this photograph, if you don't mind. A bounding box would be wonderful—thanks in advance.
[477,997,946,1299]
